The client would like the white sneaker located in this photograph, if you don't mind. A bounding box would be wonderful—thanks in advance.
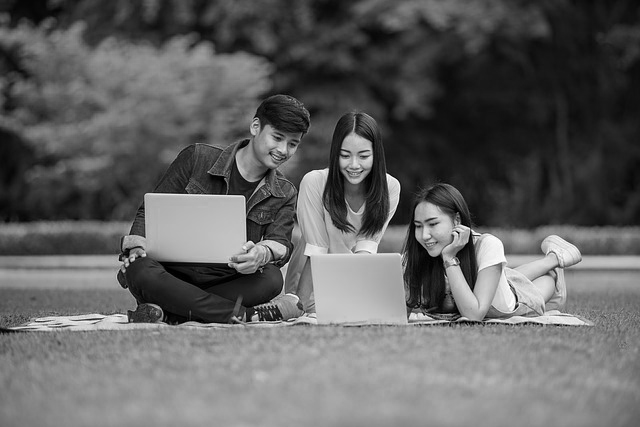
[541,235,582,268]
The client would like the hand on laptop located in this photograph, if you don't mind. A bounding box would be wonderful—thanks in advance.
[228,241,267,274]
[119,247,147,274]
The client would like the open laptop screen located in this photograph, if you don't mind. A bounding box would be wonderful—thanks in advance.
[144,193,246,264]
[310,253,408,325]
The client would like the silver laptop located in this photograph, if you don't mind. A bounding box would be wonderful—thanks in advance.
[310,253,408,325]
[144,193,246,264]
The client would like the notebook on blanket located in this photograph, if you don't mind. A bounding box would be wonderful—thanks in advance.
[310,253,408,325]
[144,193,246,264]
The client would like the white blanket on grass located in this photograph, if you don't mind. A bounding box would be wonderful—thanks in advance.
[7,310,593,331]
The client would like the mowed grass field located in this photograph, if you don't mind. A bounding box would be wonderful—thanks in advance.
[1,270,639,427]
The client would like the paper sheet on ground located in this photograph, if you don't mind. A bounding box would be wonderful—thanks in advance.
[6,310,593,331]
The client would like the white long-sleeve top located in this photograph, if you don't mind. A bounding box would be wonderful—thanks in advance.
[298,168,401,255]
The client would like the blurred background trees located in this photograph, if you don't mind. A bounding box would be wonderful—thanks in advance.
[1,0,638,227]
[0,16,271,220]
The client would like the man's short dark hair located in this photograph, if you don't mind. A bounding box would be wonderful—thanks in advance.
[255,94,311,136]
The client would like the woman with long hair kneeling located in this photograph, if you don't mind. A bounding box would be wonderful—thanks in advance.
[284,111,401,314]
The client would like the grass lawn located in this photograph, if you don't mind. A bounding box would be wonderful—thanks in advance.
[1,270,639,427]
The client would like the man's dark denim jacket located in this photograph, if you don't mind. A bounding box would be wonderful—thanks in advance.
[121,140,297,267]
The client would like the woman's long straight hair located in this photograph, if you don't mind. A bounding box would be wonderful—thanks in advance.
[323,111,390,237]
[402,183,478,311]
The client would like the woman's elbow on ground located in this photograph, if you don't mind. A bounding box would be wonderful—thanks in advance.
[464,306,491,321]
[459,294,494,320]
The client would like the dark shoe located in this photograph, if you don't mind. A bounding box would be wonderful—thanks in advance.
[127,303,165,323]
[253,293,304,321]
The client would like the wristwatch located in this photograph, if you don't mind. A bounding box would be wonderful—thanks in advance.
[444,257,460,269]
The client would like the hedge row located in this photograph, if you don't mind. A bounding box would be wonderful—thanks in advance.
[0,221,131,255]
[379,225,640,255]
[0,222,638,255]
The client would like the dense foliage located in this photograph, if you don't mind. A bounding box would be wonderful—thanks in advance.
[0,19,272,220]
[1,0,639,226]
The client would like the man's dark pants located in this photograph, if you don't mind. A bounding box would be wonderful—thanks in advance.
[119,257,282,323]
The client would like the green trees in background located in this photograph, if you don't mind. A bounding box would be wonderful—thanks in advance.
[0,19,272,220]
[1,0,638,226]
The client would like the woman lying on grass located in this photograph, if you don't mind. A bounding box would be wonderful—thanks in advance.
[402,183,582,320]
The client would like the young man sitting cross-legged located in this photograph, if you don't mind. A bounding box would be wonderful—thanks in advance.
[117,95,310,324]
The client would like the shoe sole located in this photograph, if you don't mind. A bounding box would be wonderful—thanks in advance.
[543,235,582,268]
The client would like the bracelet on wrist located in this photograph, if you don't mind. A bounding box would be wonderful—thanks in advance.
[260,245,271,266]
[444,257,460,269]
[265,245,276,264]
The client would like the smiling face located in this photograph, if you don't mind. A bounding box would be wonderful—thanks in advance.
[413,201,458,258]
[250,118,302,170]
[338,132,374,188]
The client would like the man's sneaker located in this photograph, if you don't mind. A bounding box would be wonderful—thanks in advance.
[253,293,304,321]
[127,303,165,323]
[541,235,582,268]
